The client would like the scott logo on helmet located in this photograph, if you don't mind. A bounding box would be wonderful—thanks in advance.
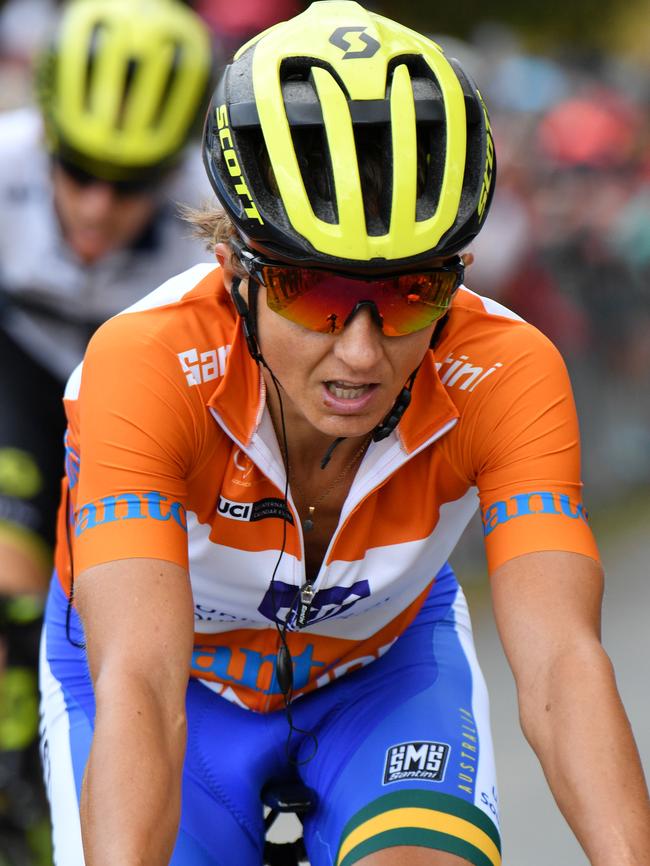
[214,104,264,225]
[329,26,380,59]
[477,97,494,220]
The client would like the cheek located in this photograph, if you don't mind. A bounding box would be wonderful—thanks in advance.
[257,304,327,381]
[387,329,434,375]
[52,177,78,223]
[259,318,309,369]
[115,198,156,233]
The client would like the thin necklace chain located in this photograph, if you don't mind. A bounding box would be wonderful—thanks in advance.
[289,436,371,531]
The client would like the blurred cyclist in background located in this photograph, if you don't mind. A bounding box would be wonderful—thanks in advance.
[0,0,212,859]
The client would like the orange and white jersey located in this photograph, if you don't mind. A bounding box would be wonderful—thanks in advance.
[55,264,599,712]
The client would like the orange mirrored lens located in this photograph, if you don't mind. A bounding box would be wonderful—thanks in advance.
[262,266,461,336]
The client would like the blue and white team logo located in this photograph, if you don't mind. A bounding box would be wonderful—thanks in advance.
[383,741,450,785]
[257,579,371,629]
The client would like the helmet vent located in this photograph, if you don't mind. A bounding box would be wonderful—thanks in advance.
[415,115,444,221]
[152,42,183,129]
[387,59,448,223]
[289,125,338,224]
[115,58,139,130]
[84,22,106,111]
[279,67,338,224]
[280,57,350,99]
[353,124,392,236]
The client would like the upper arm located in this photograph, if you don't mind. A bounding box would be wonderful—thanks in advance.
[75,557,194,701]
[490,550,604,693]
[461,322,601,572]
[70,315,200,576]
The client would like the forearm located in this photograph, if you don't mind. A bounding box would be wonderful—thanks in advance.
[519,642,650,866]
[80,676,187,866]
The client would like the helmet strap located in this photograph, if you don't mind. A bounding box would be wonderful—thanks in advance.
[371,313,451,443]
[429,312,449,351]
[372,366,420,443]
[231,276,262,362]
[367,312,447,444]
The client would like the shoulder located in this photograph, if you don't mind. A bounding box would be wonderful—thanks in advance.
[0,108,46,171]
[436,285,568,403]
[0,109,50,208]
[95,262,231,357]
[117,262,221,318]
[0,109,54,263]
[0,107,43,148]
[66,264,233,399]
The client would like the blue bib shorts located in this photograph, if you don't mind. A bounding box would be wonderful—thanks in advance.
[40,563,501,866]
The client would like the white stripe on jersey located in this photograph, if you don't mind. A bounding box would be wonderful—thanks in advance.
[39,626,87,866]
[462,286,525,321]
[187,486,479,641]
[117,262,218,316]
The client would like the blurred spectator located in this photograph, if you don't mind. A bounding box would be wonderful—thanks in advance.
[536,90,643,169]
[0,0,214,860]
[190,0,302,62]
[467,36,650,503]
[0,0,57,109]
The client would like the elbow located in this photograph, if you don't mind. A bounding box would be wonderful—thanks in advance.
[93,665,188,766]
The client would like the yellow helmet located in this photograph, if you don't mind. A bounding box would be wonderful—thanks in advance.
[203,0,495,272]
[38,0,212,183]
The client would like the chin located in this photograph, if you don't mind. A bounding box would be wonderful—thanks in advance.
[316,413,380,440]
[70,237,112,264]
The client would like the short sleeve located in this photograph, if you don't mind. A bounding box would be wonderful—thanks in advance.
[460,324,600,572]
[70,312,201,574]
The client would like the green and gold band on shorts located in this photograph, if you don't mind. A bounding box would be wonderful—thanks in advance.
[336,790,501,866]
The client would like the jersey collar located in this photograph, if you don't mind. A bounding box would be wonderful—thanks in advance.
[208,313,459,455]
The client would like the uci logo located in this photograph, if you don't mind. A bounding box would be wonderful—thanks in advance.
[329,26,380,59]
[217,495,294,524]
[218,496,252,521]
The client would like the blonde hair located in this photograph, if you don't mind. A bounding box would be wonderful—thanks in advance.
[179,201,247,278]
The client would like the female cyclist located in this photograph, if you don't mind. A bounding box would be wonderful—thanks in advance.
[39,3,650,865]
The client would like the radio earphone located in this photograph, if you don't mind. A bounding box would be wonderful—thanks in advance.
[230,277,262,362]
[372,374,416,442]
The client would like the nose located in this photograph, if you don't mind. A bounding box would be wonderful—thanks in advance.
[77,182,118,219]
[332,305,385,371]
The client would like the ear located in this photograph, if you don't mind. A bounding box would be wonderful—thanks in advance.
[214,241,230,269]
[215,242,242,296]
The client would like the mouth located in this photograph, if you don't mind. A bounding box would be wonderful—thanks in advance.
[322,380,379,414]
[325,380,375,399]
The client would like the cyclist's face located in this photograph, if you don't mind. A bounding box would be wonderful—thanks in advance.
[52,163,158,264]
[218,245,436,442]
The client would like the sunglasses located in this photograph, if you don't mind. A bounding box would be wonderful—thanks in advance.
[54,155,159,197]
[235,245,464,337]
